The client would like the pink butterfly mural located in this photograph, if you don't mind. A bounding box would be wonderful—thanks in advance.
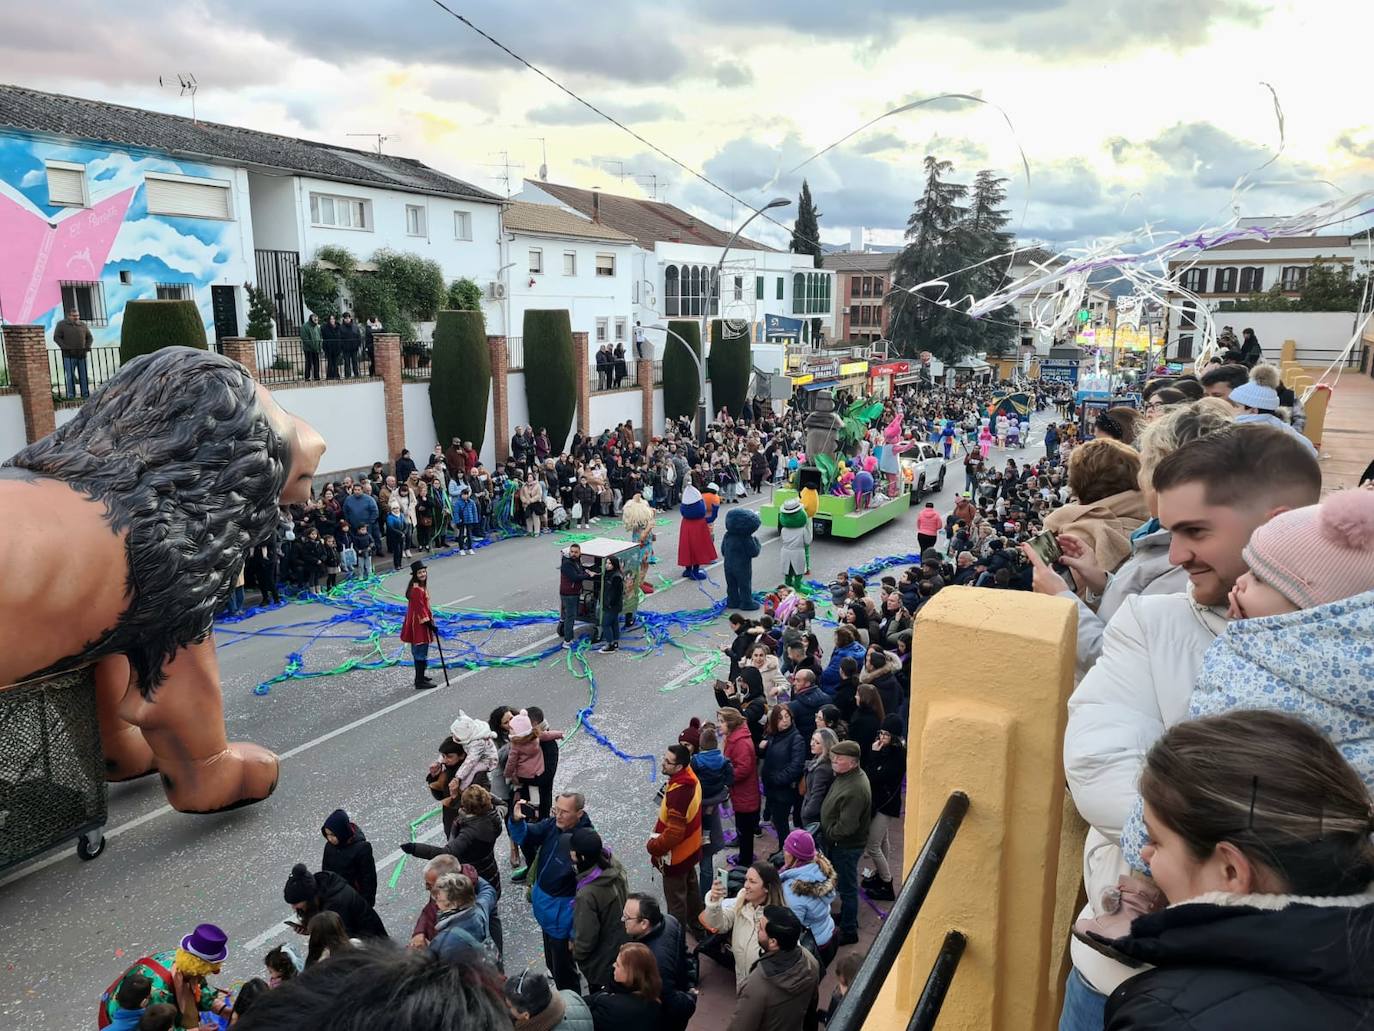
[0,185,134,324]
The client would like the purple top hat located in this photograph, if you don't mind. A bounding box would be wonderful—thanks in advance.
[180,923,229,963]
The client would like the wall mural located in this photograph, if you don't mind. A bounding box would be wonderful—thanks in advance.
[0,136,250,347]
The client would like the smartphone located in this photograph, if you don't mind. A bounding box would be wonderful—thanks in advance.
[715,867,730,894]
[1026,529,1062,566]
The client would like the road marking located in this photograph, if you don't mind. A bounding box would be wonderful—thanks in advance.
[438,593,476,609]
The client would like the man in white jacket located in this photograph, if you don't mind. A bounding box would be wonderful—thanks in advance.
[1059,424,1321,1028]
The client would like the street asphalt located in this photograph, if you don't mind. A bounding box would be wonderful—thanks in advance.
[0,417,1049,1030]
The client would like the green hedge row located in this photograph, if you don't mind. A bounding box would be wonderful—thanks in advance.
[119,300,208,365]
[429,310,490,453]
[523,309,576,452]
[708,319,751,418]
[662,319,703,422]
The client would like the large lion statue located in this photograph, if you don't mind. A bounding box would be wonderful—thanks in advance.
[0,347,325,813]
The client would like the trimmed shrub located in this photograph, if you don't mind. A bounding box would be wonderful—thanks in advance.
[708,319,752,418]
[523,309,576,452]
[662,319,703,422]
[430,310,490,454]
[447,278,484,313]
[119,300,208,364]
[246,284,276,340]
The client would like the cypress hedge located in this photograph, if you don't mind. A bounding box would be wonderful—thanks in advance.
[429,309,490,454]
[662,319,703,422]
[522,309,576,452]
[119,300,208,364]
[708,319,752,418]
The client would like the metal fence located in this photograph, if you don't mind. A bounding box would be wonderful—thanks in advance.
[829,791,970,1031]
[652,361,664,386]
[258,337,310,386]
[589,363,639,392]
[402,342,434,380]
[507,336,524,371]
[48,346,123,404]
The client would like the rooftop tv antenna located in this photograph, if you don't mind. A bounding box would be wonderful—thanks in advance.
[631,172,660,200]
[159,73,199,121]
[345,133,398,156]
[480,151,524,197]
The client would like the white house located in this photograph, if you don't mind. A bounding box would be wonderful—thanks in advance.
[496,201,636,367]
[515,180,835,374]
[1163,230,1372,361]
[0,83,506,352]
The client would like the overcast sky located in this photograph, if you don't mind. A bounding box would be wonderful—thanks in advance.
[4,0,1372,251]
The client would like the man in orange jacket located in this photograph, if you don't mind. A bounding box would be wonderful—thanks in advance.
[647,744,704,936]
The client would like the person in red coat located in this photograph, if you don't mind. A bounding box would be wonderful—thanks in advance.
[717,707,761,867]
[677,485,718,581]
[401,560,438,689]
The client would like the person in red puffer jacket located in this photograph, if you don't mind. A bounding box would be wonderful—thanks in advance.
[718,707,761,868]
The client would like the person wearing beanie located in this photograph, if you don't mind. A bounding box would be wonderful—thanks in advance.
[1228,380,1317,456]
[320,808,378,907]
[778,829,837,966]
[819,739,871,947]
[282,861,389,940]
[1112,488,1374,903]
[569,827,629,992]
[861,716,908,902]
[677,485,718,580]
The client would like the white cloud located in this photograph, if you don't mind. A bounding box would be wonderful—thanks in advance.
[19,168,43,187]
[108,218,227,279]
[84,151,188,196]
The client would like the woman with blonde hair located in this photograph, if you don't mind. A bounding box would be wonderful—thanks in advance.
[1026,400,1234,675]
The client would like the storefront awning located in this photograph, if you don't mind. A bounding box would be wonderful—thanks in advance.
[800,379,840,392]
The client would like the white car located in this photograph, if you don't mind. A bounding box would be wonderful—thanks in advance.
[901,442,947,504]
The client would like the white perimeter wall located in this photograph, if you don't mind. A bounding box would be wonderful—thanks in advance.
[587,388,640,438]
[507,371,530,444]
[274,380,388,477]
[403,380,497,470]
[1232,312,1364,364]
[0,394,25,461]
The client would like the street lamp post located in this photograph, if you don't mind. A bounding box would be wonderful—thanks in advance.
[697,196,790,440]
[649,322,705,436]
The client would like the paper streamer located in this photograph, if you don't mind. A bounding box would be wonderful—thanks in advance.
[387,806,445,890]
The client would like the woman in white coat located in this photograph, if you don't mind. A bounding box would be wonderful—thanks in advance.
[700,861,785,989]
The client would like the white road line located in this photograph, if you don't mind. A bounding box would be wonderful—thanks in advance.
[438,593,476,609]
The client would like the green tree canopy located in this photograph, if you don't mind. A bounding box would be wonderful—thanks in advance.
[708,319,752,417]
[522,309,576,452]
[662,319,703,422]
[120,299,208,364]
[430,310,490,453]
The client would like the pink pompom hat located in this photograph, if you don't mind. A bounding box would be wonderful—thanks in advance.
[1242,489,1374,610]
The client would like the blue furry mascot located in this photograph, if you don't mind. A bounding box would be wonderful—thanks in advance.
[720,507,761,610]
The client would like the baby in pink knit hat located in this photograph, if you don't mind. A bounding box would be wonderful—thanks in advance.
[1228,488,1374,619]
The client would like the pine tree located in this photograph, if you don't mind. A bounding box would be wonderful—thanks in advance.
[959,171,1017,356]
[887,156,969,361]
[790,180,822,260]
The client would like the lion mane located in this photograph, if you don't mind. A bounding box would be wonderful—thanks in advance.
[4,347,290,696]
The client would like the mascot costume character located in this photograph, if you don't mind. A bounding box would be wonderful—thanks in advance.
[619,492,656,622]
[778,497,813,589]
[0,347,325,814]
[720,507,761,610]
[100,923,232,1028]
[677,484,717,580]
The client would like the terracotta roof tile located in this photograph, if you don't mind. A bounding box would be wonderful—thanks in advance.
[501,201,634,242]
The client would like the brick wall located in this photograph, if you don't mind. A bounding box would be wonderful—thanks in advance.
[488,335,509,462]
[374,332,404,462]
[4,325,56,443]
[572,331,590,439]
[221,337,258,380]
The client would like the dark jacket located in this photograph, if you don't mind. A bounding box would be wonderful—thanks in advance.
[727,946,820,1031]
[788,684,833,742]
[338,319,362,352]
[572,854,629,989]
[53,318,93,355]
[321,823,378,907]
[300,320,323,353]
[634,913,697,1031]
[602,570,624,615]
[509,811,594,940]
[583,984,661,1031]
[691,748,733,807]
[866,742,906,818]
[1103,895,1374,1031]
[759,725,807,797]
[865,671,901,721]
[561,555,590,596]
[411,808,503,897]
[310,869,388,939]
[321,321,340,353]
[800,756,834,826]
[819,767,872,850]
[848,706,882,771]
[830,676,859,724]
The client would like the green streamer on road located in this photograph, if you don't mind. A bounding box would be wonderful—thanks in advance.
[388,806,444,889]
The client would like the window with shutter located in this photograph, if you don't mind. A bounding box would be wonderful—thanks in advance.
[405,204,426,236]
[145,175,232,219]
[595,253,615,277]
[454,211,472,240]
[563,252,577,276]
[46,163,86,207]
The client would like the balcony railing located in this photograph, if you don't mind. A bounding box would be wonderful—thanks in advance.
[402,342,433,380]
[589,362,640,392]
[829,791,970,1031]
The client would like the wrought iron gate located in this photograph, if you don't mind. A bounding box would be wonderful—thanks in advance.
[254,249,304,337]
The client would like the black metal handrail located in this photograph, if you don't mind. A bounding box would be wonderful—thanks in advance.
[909,930,968,1031]
[829,790,970,1031]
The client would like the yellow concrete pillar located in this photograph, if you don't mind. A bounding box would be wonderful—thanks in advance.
[1281,362,1302,388]
[1302,383,1331,450]
[1280,339,1296,365]
[866,590,1080,1031]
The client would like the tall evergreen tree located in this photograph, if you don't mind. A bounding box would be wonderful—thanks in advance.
[790,180,822,259]
[887,156,970,362]
[958,170,1017,356]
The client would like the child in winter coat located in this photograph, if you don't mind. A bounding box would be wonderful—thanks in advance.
[322,535,341,591]
[449,710,499,791]
[1089,489,1374,940]
[502,709,563,808]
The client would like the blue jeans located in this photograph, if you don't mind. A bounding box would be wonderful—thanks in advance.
[830,845,863,935]
[63,353,89,398]
[559,594,579,642]
[1058,970,1107,1031]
